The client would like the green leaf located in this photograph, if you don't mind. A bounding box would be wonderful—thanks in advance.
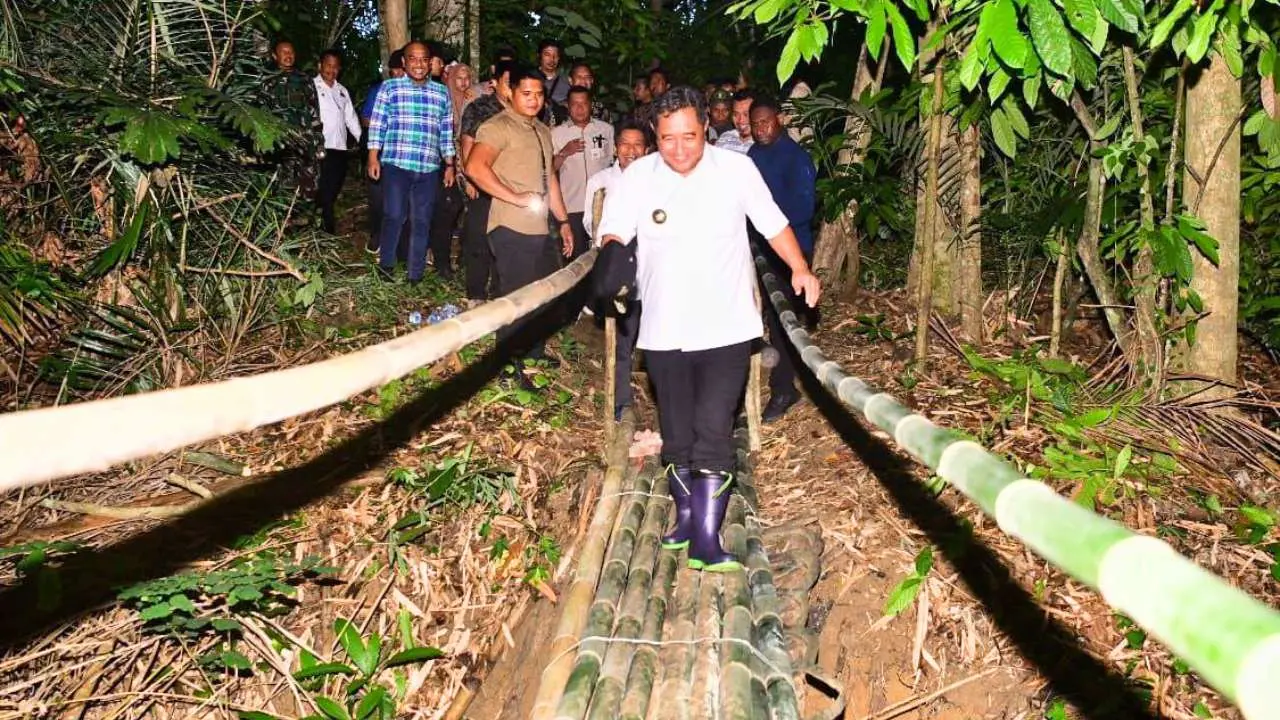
[232,585,263,603]
[221,649,253,670]
[1114,444,1133,479]
[988,67,1012,102]
[1061,0,1097,41]
[238,713,283,720]
[355,686,387,720]
[883,576,922,617]
[294,663,357,680]
[1241,505,1276,527]
[990,107,1018,158]
[884,2,917,70]
[335,619,371,676]
[1149,0,1194,49]
[1177,214,1219,265]
[1023,74,1042,106]
[913,546,934,575]
[1003,100,1031,138]
[753,0,786,24]
[959,38,986,90]
[1193,701,1213,718]
[168,594,195,614]
[314,696,351,720]
[139,602,173,621]
[1027,0,1073,77]
[987,0,1028,68]
[383,646,445,668]
[117,111,184,164]
[1096,0,1141,34]
[866,1,888,60]
[777,30,802,84]
[1186,9,1219,62]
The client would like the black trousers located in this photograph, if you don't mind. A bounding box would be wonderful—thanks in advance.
[762,247,816,396]
[614,301,642,413]
[646,341,752,473]
[489,226,561,359]
[463,194,495,299]
[317,149,348,233]
[430,181,466,276]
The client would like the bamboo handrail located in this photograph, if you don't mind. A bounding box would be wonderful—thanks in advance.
[0,251,598,493]
[755,255,1280,720]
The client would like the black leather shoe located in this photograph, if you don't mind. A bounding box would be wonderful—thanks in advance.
[762,391,800,423]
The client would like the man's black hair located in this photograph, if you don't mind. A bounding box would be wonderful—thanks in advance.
[271,39,293,51]
[648,67,668,82]
[616,117,654,148]
[750,95,783,115]
[426,40,446,60]
[319,48,342,64]
[569,60,592,74]
[537,39,561,54]
[509,65,545,89]
[388,49,405,70]
[732,88,756,104]
[490,59,517,84]
[567,85,592,101]
[494,45,517,62]
[652,85,707,125]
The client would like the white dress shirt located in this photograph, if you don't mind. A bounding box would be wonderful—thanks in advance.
[313,76,362,150]
[598,145,789,352]
[552,118,614,215]
[716,130,754,154]
[582,162,623,240]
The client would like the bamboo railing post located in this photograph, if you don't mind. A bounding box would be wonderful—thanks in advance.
[531,411,636,720]
[748,285,764,451]
[591,188,617,448]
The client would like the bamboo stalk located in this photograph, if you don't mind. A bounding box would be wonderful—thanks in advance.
[605,316,617,447]
[688,572,722,718]
[617,550,678,719]
[1,250,600,492]
[653,561,700,720]
[555,465,654,719]
[586,471,670,720]
[531,411,636,720]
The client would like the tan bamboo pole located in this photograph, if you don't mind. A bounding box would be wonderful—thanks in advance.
[0,251,599,492]
[653,564,700,720]
[592,188,617,447]
[530,410,636,720]
[586,471,670,719]
[688,572,722,718]
[617,549,678,719]
[555,465,655,719]
[747,286,764,450]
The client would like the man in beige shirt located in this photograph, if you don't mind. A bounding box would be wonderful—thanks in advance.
[465,66,575,381]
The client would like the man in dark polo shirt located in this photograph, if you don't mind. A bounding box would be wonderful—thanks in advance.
[465,67,575,382]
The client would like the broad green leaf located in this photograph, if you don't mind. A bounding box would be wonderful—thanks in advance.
[753,0,786,24]
[139,602,173,621]
[1177,214,1220,265]
[867,1,888,60]
[221,650,253,670]
[1216,15,1242,77]
[118,111,184,164]
[991,107,1017,157]
[1094,112,1122,140]
[1114,444,1133,479]
[314,696,350,720]
[293,662,357,680]
[1074,407,1113,427]
[914,546,934,575]
[1149,0,1194,49]
[1023,74,1042,106]
[1185,9,1219,62]
[1096,0,1140,34]
[959,38,986,90]
[1070,36,1099,88]
[1241,505,1276,527]
[168,594,195,613]
[883,576,922,617]
[987,0,1028,68]
[355,686,387,720]
[1060,0,1097,41]
[884,2,917,70]
[1088,5,1110,54]
[384,646,446,668]
[238,713,282,720]
[988,66,1012,102]
[335,619,370,676]
[777,30,802,83]
[1027,0,1073,77]
[211,617,242,632]
[1003,99,1031,137]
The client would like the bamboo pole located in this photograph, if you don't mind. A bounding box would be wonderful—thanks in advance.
[0,251,600,492]
[688,572,722,718]
[531,410,636,720]
[748,286,764,451]
[586,471,670,720]
[617,550,678,719]
[592,188,617,447]
[653,562,700,720]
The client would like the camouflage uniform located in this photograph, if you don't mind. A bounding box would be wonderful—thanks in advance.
[263,68,324,199]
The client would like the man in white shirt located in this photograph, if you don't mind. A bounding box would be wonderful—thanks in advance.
[582,118,652,420]
[314,50,362,233]
[715,88,755,155]
[552,86,614,261]
[599,87,820,572]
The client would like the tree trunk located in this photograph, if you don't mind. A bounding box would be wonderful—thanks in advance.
[914,63,946,366]
[812,41,881,296]
[425,0,466,48]
[382,0,410,57]
[907,115,957,312]
[957,122,983,343]
[1122,46,1163,385]
[1179,53,1241,386]
[467,0,480,68]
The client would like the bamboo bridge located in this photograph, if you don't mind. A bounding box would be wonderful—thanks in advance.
[1,250,1279,719]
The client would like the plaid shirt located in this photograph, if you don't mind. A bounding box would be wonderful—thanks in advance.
[368,77,455,173]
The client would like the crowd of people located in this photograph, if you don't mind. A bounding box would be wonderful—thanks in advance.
[262,38,822,573]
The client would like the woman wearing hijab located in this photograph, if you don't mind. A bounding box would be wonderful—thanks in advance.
[427,62,478,279]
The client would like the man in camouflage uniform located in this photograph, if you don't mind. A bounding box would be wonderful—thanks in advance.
[264,40,324,200]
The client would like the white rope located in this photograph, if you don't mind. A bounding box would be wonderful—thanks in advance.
[541,633,796,685]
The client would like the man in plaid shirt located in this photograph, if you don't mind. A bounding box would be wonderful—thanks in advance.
[367,41,457,283]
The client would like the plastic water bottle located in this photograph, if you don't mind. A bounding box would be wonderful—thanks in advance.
[426,304,461,325]
[408,311,423,326]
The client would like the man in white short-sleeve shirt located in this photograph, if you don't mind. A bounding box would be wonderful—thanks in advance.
[599,86,820,573]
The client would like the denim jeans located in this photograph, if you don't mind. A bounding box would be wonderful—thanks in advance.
[379,164,440,279]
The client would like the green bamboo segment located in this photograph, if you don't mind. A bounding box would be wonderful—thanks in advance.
[690,573,724,718]
[756,256,1280,720]
[718,662,766,719]
[556,466,653,720]
[654,563,701,720]
[618,551,677,720]
[587,469,670,720]
[766,677,801,720]
[532,412,637,720]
